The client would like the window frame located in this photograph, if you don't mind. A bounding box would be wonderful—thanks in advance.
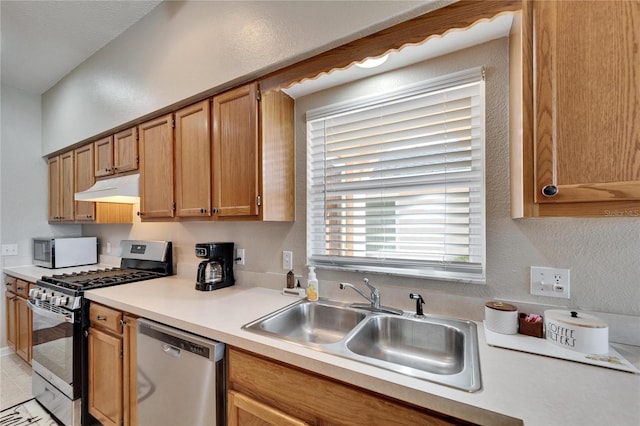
[306,67,487,283]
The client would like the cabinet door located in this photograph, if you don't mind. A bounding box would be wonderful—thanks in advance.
[95,135,114,178]
[212,82,260,218]
[74,144,96,221]
[533,1,640,208]
[5,293,17,351]
[48,156,61,221]
[139,114,175,219]
[88,327,123,426]
[122,316,137,426]
[175,100,212,217]
[15,297,32,363]
[227,390,310,426]
[114,127,139,174]
[59,150,75,221]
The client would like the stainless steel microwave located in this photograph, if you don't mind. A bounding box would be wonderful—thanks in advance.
[33,237,98,269]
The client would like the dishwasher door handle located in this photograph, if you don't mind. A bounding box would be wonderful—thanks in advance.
[162,344,181,358]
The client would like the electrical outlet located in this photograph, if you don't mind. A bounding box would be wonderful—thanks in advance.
[282,251,293,270]
[1,244,18,256]
[530,266,570,299]
[236,248,245,265]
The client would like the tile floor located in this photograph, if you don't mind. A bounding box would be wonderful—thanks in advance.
[0,352,33,410]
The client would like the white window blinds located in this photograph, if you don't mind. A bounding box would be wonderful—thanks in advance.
[307,68,486,283]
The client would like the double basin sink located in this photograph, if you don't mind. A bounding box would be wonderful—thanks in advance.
[243,299,481,392]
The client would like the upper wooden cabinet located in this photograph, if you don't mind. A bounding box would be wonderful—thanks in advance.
[139,114,175,219]
[212,83,260,218]
[95,127,139,178]
[48,151,75,222]
[74,144,96,221]
[175,100,212,218]
[212,83,295,221]
[513,0,640,217]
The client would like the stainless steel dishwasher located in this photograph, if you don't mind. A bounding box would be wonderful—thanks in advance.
[136,319,225,426]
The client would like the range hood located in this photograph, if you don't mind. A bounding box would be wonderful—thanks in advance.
[75,174,140,204]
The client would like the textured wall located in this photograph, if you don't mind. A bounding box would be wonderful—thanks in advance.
[41,0,450,155]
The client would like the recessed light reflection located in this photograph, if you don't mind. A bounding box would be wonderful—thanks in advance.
[355,54,389,69]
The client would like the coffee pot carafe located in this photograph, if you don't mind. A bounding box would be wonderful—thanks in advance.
[195,242,235,291]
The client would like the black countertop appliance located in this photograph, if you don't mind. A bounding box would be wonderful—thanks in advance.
[195,242,235,291]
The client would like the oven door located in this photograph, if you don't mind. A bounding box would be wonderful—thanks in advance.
[28,300,79,399]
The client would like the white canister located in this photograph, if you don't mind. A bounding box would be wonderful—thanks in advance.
[544,309,609,355]
[485,302,518,334]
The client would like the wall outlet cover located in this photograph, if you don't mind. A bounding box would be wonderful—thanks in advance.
[530,266,570,299]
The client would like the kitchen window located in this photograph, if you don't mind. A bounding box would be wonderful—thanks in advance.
[307,67,486,283]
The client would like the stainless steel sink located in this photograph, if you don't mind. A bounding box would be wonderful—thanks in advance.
[243,299,481,392]
[346,315,465,375]
[243,300,367,345]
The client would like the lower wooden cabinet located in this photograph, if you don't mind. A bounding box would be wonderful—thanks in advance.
[4,275,32,364]
[228,390,310,426]
[227,347,473,426]
[87,303,137,426]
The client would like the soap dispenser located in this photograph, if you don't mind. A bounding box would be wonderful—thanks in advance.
[307,266,319,301]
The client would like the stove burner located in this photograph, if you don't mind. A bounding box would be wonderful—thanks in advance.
[41,268,165,290]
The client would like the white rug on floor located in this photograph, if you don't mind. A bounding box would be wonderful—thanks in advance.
[0,398,59,425]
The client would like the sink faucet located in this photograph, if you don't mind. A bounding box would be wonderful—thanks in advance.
[409,293,425,316]
[339,278,402,315]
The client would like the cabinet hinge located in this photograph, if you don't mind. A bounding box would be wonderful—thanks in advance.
[136,155,140,165]
[172,202,176,212]
[256,90,261,102]
[120,349,124,359]
[171,118,175,128]
[256,195,262,206]
[135,128,139,141]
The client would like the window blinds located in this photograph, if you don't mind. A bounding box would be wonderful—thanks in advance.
[307,68,486,283]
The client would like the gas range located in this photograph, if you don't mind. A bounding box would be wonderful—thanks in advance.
[32,240,173,312]
[29,240,173,426]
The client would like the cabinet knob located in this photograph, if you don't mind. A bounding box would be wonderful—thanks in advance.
[200,208,206,214]
[542,185,559,197]
[212,208,219,214]
[113,167,118,171]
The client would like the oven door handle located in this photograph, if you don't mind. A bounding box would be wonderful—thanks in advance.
[27,300,74,323]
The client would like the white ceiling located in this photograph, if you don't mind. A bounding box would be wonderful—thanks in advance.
[0,0,162,95]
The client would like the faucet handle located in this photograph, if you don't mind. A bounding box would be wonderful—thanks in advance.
[409,293,425,316]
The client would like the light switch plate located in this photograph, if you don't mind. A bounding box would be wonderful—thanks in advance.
[283,251,293,270]
[1,244,18,256]
[530,266,570,299]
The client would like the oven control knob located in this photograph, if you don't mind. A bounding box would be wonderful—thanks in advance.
[51,296,61,306]
[29,288,38,298]
[40,292,49,301]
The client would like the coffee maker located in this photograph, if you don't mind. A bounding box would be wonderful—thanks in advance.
[195,242,235,291]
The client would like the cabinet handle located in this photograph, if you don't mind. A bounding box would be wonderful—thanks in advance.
[542,185,559,197]
[96,315,107,321]
[200,208,207,214]
[113,167,118,171]
[212,208,219,214]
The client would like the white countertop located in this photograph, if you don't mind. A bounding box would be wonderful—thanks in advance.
[5,266,639,425]
[80,276,640,426]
